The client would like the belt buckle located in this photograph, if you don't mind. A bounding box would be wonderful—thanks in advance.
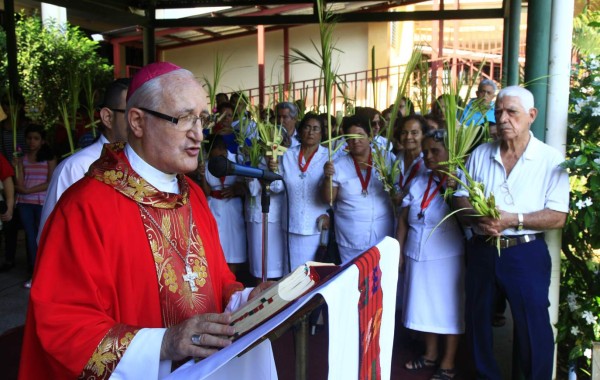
[498,237,511,249]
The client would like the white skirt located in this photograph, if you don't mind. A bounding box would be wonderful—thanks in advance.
[208,197,247,264]
[402,255,465,334]
[288,233,321,271]
[247,221,286,278]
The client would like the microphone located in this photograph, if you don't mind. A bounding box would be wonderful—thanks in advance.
[208,155,283,182]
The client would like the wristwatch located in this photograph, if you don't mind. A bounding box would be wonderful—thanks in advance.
[517,213,524,231]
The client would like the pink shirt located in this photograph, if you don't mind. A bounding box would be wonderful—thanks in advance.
[17,155,49,205]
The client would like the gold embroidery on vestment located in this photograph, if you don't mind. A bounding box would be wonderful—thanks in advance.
[79,324,139,380]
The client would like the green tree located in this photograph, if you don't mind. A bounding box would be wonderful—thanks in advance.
[14,13,112,132]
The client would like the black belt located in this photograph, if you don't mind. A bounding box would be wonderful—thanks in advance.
[474,233,544,249]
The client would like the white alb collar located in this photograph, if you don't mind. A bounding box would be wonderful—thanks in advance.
[125,144,179,194]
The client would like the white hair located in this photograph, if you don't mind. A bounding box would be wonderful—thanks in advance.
[126,68,196,113]
[497,86,535,111]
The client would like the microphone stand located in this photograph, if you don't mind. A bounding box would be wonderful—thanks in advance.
[260,180,273,283]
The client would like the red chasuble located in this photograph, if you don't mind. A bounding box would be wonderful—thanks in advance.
[19,143,243,380]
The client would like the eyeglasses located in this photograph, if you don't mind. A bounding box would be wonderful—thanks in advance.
[498,181,514,206]
[302,125,321,133]
[424,129,446,142]
[110,109,125,113]
[139,107,202,131]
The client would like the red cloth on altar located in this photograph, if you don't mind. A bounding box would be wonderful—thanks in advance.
[19,143,242,380]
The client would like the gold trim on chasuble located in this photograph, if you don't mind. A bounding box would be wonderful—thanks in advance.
[79,324,139,380]
[87,142,217,326]
[140,204,217,325]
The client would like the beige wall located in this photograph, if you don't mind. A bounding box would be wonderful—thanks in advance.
[163,23,369,97]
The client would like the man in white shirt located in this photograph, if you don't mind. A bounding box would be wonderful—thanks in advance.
[454,86,569,380]
[275,102,300,148]
[37,78,130,242]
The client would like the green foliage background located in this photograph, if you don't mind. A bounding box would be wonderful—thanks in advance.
[556,10,600,378]
[0,12,112,130]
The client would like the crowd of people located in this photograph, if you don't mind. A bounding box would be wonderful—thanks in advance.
[0,61,569,380]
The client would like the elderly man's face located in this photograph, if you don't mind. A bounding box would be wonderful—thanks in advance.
[494,95,536,142]
[278,108,297,133]
[477,85,496,105]
[141,75,207,174]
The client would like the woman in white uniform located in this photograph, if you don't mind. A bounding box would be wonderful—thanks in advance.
[199,135,247,275]
[393,115,428,202]
[322,114,394,263]
[270,113,330,270]
[396,129,465,380]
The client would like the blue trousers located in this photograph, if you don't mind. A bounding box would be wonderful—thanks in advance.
[17,203,42,271]
[465,237,554,380]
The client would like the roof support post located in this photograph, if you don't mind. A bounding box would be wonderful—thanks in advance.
[506,0,522,86]
[257,25,266,109]
[283,27,290,99]
[524,0,551,140]
[144,0,156,65]
[546,0,574,378]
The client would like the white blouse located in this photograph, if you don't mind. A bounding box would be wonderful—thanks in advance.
[331,154,394,250]
[401,171,464,261]
[271,145,330,235]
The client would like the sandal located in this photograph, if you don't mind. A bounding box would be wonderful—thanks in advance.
[431,368,456,380]
[405,356,438,370]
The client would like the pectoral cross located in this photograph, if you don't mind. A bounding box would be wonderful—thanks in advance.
[182,265,199,292]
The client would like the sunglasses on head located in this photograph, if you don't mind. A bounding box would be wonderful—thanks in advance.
[425,129,446,142]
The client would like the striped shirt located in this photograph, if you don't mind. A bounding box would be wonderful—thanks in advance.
[17,155,49,205]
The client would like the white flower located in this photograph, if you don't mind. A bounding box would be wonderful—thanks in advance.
[574,98,589,113]
[576,197,593,209]
[582,310,598,325]
[590,60,600,70]
[594,158,600,165]
[584,348,592,359]
[590,54,597,59]
[592,106,600,117]
[567,293,580,311]
[571,326,580,335]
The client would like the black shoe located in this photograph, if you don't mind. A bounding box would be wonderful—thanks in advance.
[0,261,15,272]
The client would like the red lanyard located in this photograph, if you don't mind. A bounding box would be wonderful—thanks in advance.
[298,147,318,174]
[399,160,421,190]
[219,176,226,187]
[352,153,372,197]
[418,173,446,219]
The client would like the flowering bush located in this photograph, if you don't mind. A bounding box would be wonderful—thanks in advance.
[556,54,600,378]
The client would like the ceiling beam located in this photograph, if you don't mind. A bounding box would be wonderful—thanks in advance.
[39,0,145,25]
[158,25,285,51]
[133,0,389,7]
[155,8,504,28]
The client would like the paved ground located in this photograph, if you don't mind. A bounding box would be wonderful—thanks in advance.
[0,231,514,379]
[0,230,30,334]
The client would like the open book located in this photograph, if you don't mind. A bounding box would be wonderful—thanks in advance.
[230,261,339,340]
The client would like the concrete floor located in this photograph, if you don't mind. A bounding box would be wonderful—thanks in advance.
[0,231,515,379]
[0,230,30,334]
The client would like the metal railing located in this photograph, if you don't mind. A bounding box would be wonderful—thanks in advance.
[241,56,506,114]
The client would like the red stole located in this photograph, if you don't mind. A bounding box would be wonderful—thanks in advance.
[353,247,383,380]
